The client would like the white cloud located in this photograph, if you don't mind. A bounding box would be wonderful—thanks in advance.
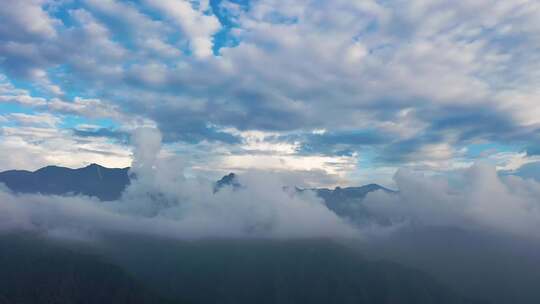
[85,0,181,58]
[144,0,221,58]
[0,0,58,41]
[0,75,130,122]
[0,0,539,179]
[0,127,356,239]
[364,163,540,240]
[8,112,60,127]
[1,128,540,243]
[48,97,123,120]
[0,74,47,106]
[0,125,131,171]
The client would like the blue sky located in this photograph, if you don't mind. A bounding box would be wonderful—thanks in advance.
[1,0,540,187]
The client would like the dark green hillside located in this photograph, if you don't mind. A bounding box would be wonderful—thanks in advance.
[100,237,485,304]
[0,234,487,304]
[0,234,180,304]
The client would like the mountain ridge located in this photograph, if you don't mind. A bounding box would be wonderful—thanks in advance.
[0,164,130,201]
[0,164,392,216]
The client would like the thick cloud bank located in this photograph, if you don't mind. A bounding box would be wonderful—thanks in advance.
[0,128,356,239]
[363,163,540,240]
[1,128,540,243]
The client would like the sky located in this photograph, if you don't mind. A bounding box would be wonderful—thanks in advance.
[1,0,540,187]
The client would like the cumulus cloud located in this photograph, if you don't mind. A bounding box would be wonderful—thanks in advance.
[1,0,539,177]
[143,0,220,58]
[0,0,58,41]
[363,163,540,240]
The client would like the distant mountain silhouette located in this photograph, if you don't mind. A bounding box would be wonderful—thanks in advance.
[0,164,129,201]
[310,185,395,223]
[213,172,241,193]
[0,165,391,213]
[313,184,394,202]
[214,173,395,222]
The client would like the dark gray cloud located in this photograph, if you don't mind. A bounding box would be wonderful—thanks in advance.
[279,130,391,156]
[159,121,241,144]
[378,136,442,163]
[73,127,129,142]
[428,107,516,141]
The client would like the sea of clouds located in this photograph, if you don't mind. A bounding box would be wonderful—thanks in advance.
[1,127,539,244]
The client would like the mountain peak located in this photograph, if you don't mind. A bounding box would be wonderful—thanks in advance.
[34,165,72,174]
[214,172,241,193]
[1,166,393,207]
[82,163,108,171]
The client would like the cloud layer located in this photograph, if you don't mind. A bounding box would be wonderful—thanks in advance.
[0,128,356,239]
[1,0,540,183]
[1,127,540,244]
